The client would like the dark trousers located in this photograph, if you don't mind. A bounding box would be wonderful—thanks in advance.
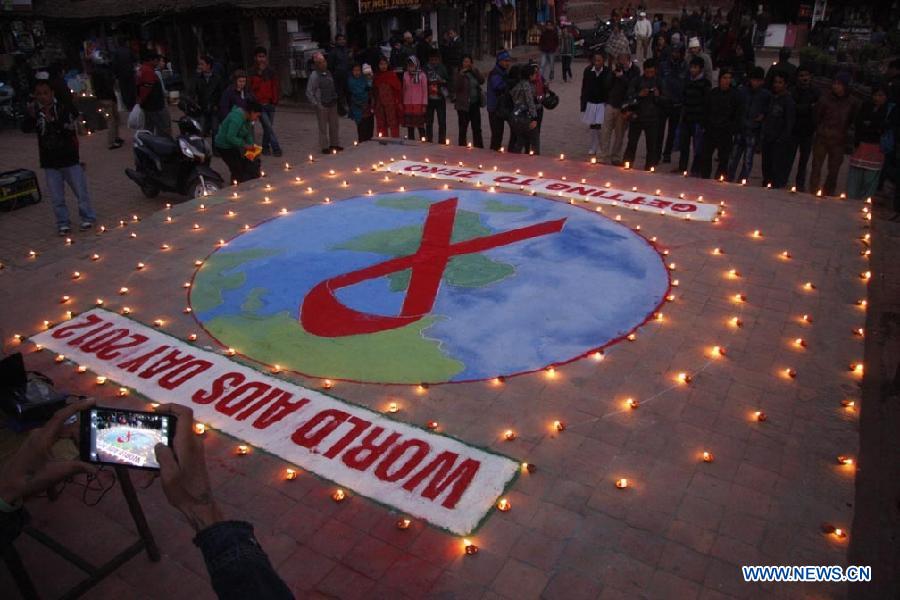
[425,98,447,143]
[356,116,374,143]
[761,137,791,188]
[457,107,484,147]
[659,104,681,160]
[678,121,703,173]
[217,146,259,183]
[509,125,539,154]
[561,56,573,82]
[699,126,733,179]
[488,111,506,151]
[624,119,661,170]
[789,133,814,191]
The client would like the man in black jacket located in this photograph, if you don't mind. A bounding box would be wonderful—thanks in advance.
[623,58,667,170]
[700,70,741,179]
[674,56,710,174]
[194,55,225,139]
[598,52,639,165]
[761,71,796,188]
[580,52,610,155]
[22,78,97,236]
[788,65,820,191]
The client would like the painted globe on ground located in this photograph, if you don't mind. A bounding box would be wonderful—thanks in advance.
[190,189,669,384]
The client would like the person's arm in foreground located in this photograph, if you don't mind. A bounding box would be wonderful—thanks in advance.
[154,404,293,600]
[0,398,96,552]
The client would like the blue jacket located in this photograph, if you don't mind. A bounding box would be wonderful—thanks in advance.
[486,63,508,113]
[346,74,371,123]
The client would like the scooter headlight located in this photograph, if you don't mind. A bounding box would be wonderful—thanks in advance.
[178,138,196,159]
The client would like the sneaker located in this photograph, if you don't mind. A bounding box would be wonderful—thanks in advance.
[321,148,331,154]
[79,221,94,231]
[58,225,72,236]
[272,149,283,157]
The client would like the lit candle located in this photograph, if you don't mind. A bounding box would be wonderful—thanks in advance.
[332,489,346,502]
[626,397,638,409]
[193,423,206,435]
[615,478,628,489]
[284,468,298,480]
[496,498,511,511]
[702,451,714,463]
[236,445,250,456]
[396,518,412,530]
[503,429,516,441]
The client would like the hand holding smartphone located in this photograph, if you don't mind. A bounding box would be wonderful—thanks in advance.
[80,407,176,471]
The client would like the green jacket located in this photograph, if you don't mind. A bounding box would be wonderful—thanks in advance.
[215,106,253,150]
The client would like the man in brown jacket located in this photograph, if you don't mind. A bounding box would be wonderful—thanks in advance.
[809,72,858,196]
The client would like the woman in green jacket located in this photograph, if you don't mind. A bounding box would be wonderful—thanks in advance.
[215,100,262,183]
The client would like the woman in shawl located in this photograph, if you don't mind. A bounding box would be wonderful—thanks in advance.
[347,63,374,142]
[372,56,402,137]
[402,55,428,141]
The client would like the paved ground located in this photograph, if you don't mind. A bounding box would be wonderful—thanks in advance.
[0,53,876,600]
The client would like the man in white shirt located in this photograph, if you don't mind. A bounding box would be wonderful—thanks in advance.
[634,11,653,64]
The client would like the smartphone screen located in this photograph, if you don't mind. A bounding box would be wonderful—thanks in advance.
[83,408,174,470]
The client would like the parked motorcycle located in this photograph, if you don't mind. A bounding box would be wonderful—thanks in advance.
[124,100,223,199]
[0,80,25,129]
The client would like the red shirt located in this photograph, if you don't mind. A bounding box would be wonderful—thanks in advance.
[250,66,279,105]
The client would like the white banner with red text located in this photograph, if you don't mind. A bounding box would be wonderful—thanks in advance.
[381,160,720,221]
[31,309,519,535]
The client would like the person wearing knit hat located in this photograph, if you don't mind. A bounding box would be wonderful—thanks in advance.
[687,36,712,82]
[809,71,859,196]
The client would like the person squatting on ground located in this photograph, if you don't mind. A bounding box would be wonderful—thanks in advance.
[809,72,858,196]
[580,52,609,156]
[760,72,796,189]
[487,51,512,151]
[306,53,342,154]
[423,50,449,143]
[249,47,282,157]
[215,100,263,183]
[373,56,402,138]
[788,65,820,192]
[674,56,710,175]
[847,85,892,199]
[402,56,428,141]
[0,400,294,600]
[700,69,741,179]
[598,52,639,165]
[509,64,540,154]
[727,66,770,182]
[347,63,374,143]
[623,58,668,171]
[22,78,97,236]
[454,55,485,148]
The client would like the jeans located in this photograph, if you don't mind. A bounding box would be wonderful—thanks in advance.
[488,111,506,151]
[259,104,281,153]
[45,164,96,228]
[727,131,758,182]
[561,56,573,82]
[678,121,704,173]
[425,98,447,143]
[540,52,556,81]
[624,119,661,170]
[457,107,483,147]
[699,126,733,179]
[789,133,814,190]
[316,104,340,149]
[761,137,792,188]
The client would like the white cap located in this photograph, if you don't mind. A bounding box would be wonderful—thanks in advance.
[688,37,701,49]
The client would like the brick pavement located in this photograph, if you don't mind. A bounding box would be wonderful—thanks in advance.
[0,54,868,600]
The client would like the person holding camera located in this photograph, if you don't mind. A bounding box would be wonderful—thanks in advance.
[622,58,668,171]
[0,400,293,599]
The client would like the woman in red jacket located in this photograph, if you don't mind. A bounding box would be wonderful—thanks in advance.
[373,56,401,137]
